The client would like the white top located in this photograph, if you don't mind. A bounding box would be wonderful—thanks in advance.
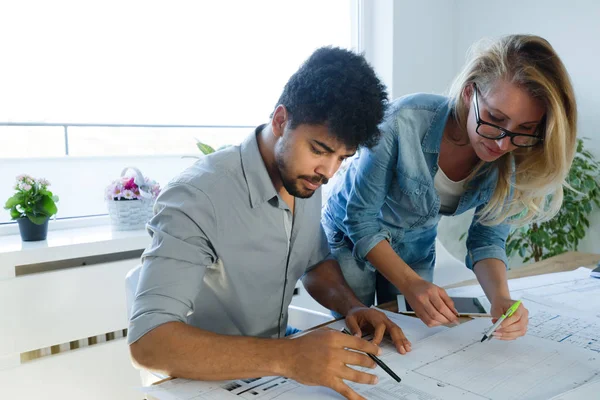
[435,166,467,214]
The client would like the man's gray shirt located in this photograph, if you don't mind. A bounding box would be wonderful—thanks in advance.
[128,129,330,344]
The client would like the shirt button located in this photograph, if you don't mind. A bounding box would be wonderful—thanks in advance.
[415,189,421,195]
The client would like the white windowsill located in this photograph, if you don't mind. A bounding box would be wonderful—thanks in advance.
[0,222,150,280]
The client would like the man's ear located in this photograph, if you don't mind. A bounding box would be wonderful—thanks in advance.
[271,105,289,138]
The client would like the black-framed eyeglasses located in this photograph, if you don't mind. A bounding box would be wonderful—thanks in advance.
[472,83,544,148]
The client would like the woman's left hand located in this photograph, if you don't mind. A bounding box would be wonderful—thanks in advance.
[490,297,529,340]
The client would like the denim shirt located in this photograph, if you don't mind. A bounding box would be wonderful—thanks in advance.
[322,93,510,271]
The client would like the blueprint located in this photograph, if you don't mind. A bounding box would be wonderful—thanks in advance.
[447,267,600,319]
[144,316,600,400]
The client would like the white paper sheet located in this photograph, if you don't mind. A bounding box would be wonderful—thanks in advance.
[143,372,488,400]
[143,315,600,400]
[517,295,600,353]
[447,267,600,319]
[325,308,448,344]
[382,318,600,400]
[549,378,600,399]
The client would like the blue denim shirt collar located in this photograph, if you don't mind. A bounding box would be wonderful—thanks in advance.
[421,98,453,155]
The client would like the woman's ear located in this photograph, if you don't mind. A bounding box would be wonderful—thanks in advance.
[462,83,474,105]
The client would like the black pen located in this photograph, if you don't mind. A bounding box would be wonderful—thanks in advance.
[341,328,401,383]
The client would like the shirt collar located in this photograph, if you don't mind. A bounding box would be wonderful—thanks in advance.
[421,98,453,154]
[240,125,279,208]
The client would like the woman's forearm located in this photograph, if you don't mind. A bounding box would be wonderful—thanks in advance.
[473,258,511,301]
[366,240,422,292]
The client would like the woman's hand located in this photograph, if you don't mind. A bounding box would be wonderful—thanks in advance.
[489,297,529,340]
[403,277,459,327]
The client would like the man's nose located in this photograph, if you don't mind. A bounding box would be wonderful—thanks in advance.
[318,158,339,180]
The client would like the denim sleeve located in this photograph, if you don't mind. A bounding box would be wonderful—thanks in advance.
[127,183,218,344]
[465,202,510,270]
[343,117,398,262]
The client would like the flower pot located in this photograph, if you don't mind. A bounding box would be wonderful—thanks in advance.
[17,217,49,241]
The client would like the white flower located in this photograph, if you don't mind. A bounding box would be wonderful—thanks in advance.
[111,187,122,199]
[122,189,135,200]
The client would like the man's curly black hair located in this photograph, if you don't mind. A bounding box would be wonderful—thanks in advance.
[273,46,388,150]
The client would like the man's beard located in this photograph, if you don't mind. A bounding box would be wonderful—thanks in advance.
[281,170,328,199]
[275,149,328,198]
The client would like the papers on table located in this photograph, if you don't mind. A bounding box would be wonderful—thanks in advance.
[447,267,600,319]
[326,307,448,344]
[144,267,600,400]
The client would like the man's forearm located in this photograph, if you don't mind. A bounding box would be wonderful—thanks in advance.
[130,321,290,380]
[301,259,364,316]
[473,258,511,301]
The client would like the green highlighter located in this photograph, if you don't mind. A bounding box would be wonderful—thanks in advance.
[480,300,522,342]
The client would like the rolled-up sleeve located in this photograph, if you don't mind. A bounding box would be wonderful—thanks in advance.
[127,183,218,344]
[465,203,510,270]
[343,117,398,262]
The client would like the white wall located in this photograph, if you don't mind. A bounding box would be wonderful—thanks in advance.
[361,0,395,96]
[0,155,196,224]
[374,0,600,265]
[363,0,456,99]
[391,0,456,97]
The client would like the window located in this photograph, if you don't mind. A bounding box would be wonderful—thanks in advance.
[0,0,356,224]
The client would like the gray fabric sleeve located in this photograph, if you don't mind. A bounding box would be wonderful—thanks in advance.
[127,183,218,344]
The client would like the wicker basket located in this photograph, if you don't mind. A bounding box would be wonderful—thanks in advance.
[106,167,155,231]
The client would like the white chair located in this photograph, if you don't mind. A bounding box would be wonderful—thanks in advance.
[433,238,475,287]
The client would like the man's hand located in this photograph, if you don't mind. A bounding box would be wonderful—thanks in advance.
[345,306,411,354]
[402,278,459,327]
[282,329,382,400]
[490,297,529,340]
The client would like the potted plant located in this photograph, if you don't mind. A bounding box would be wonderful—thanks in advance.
[4,174,59,241]
[506,138,600,262]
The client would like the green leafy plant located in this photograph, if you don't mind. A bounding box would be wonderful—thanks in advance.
[507,138,600,263]
[196,141,216,155]
[196,140,231,155]
[4,174,59,224]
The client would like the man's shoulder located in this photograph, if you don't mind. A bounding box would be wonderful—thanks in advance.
[168,146,244,197]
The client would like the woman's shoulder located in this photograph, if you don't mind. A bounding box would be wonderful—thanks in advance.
[387,93,450,113]
[380,93,450,140]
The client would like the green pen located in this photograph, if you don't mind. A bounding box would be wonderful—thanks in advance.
[480,300,522,342]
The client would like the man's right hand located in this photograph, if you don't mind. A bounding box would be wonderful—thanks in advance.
[403,277,459,327]
[282,328,381,400]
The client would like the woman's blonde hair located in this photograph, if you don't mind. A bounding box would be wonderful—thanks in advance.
[448,34,577,226]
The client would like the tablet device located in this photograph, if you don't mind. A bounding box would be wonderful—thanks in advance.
[397,294,490,317]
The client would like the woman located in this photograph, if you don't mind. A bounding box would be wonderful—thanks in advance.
[322,34,577,340]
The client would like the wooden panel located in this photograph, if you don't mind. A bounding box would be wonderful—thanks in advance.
[0,259,138,356]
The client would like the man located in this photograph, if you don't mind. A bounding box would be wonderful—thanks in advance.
[128,47,411,400]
